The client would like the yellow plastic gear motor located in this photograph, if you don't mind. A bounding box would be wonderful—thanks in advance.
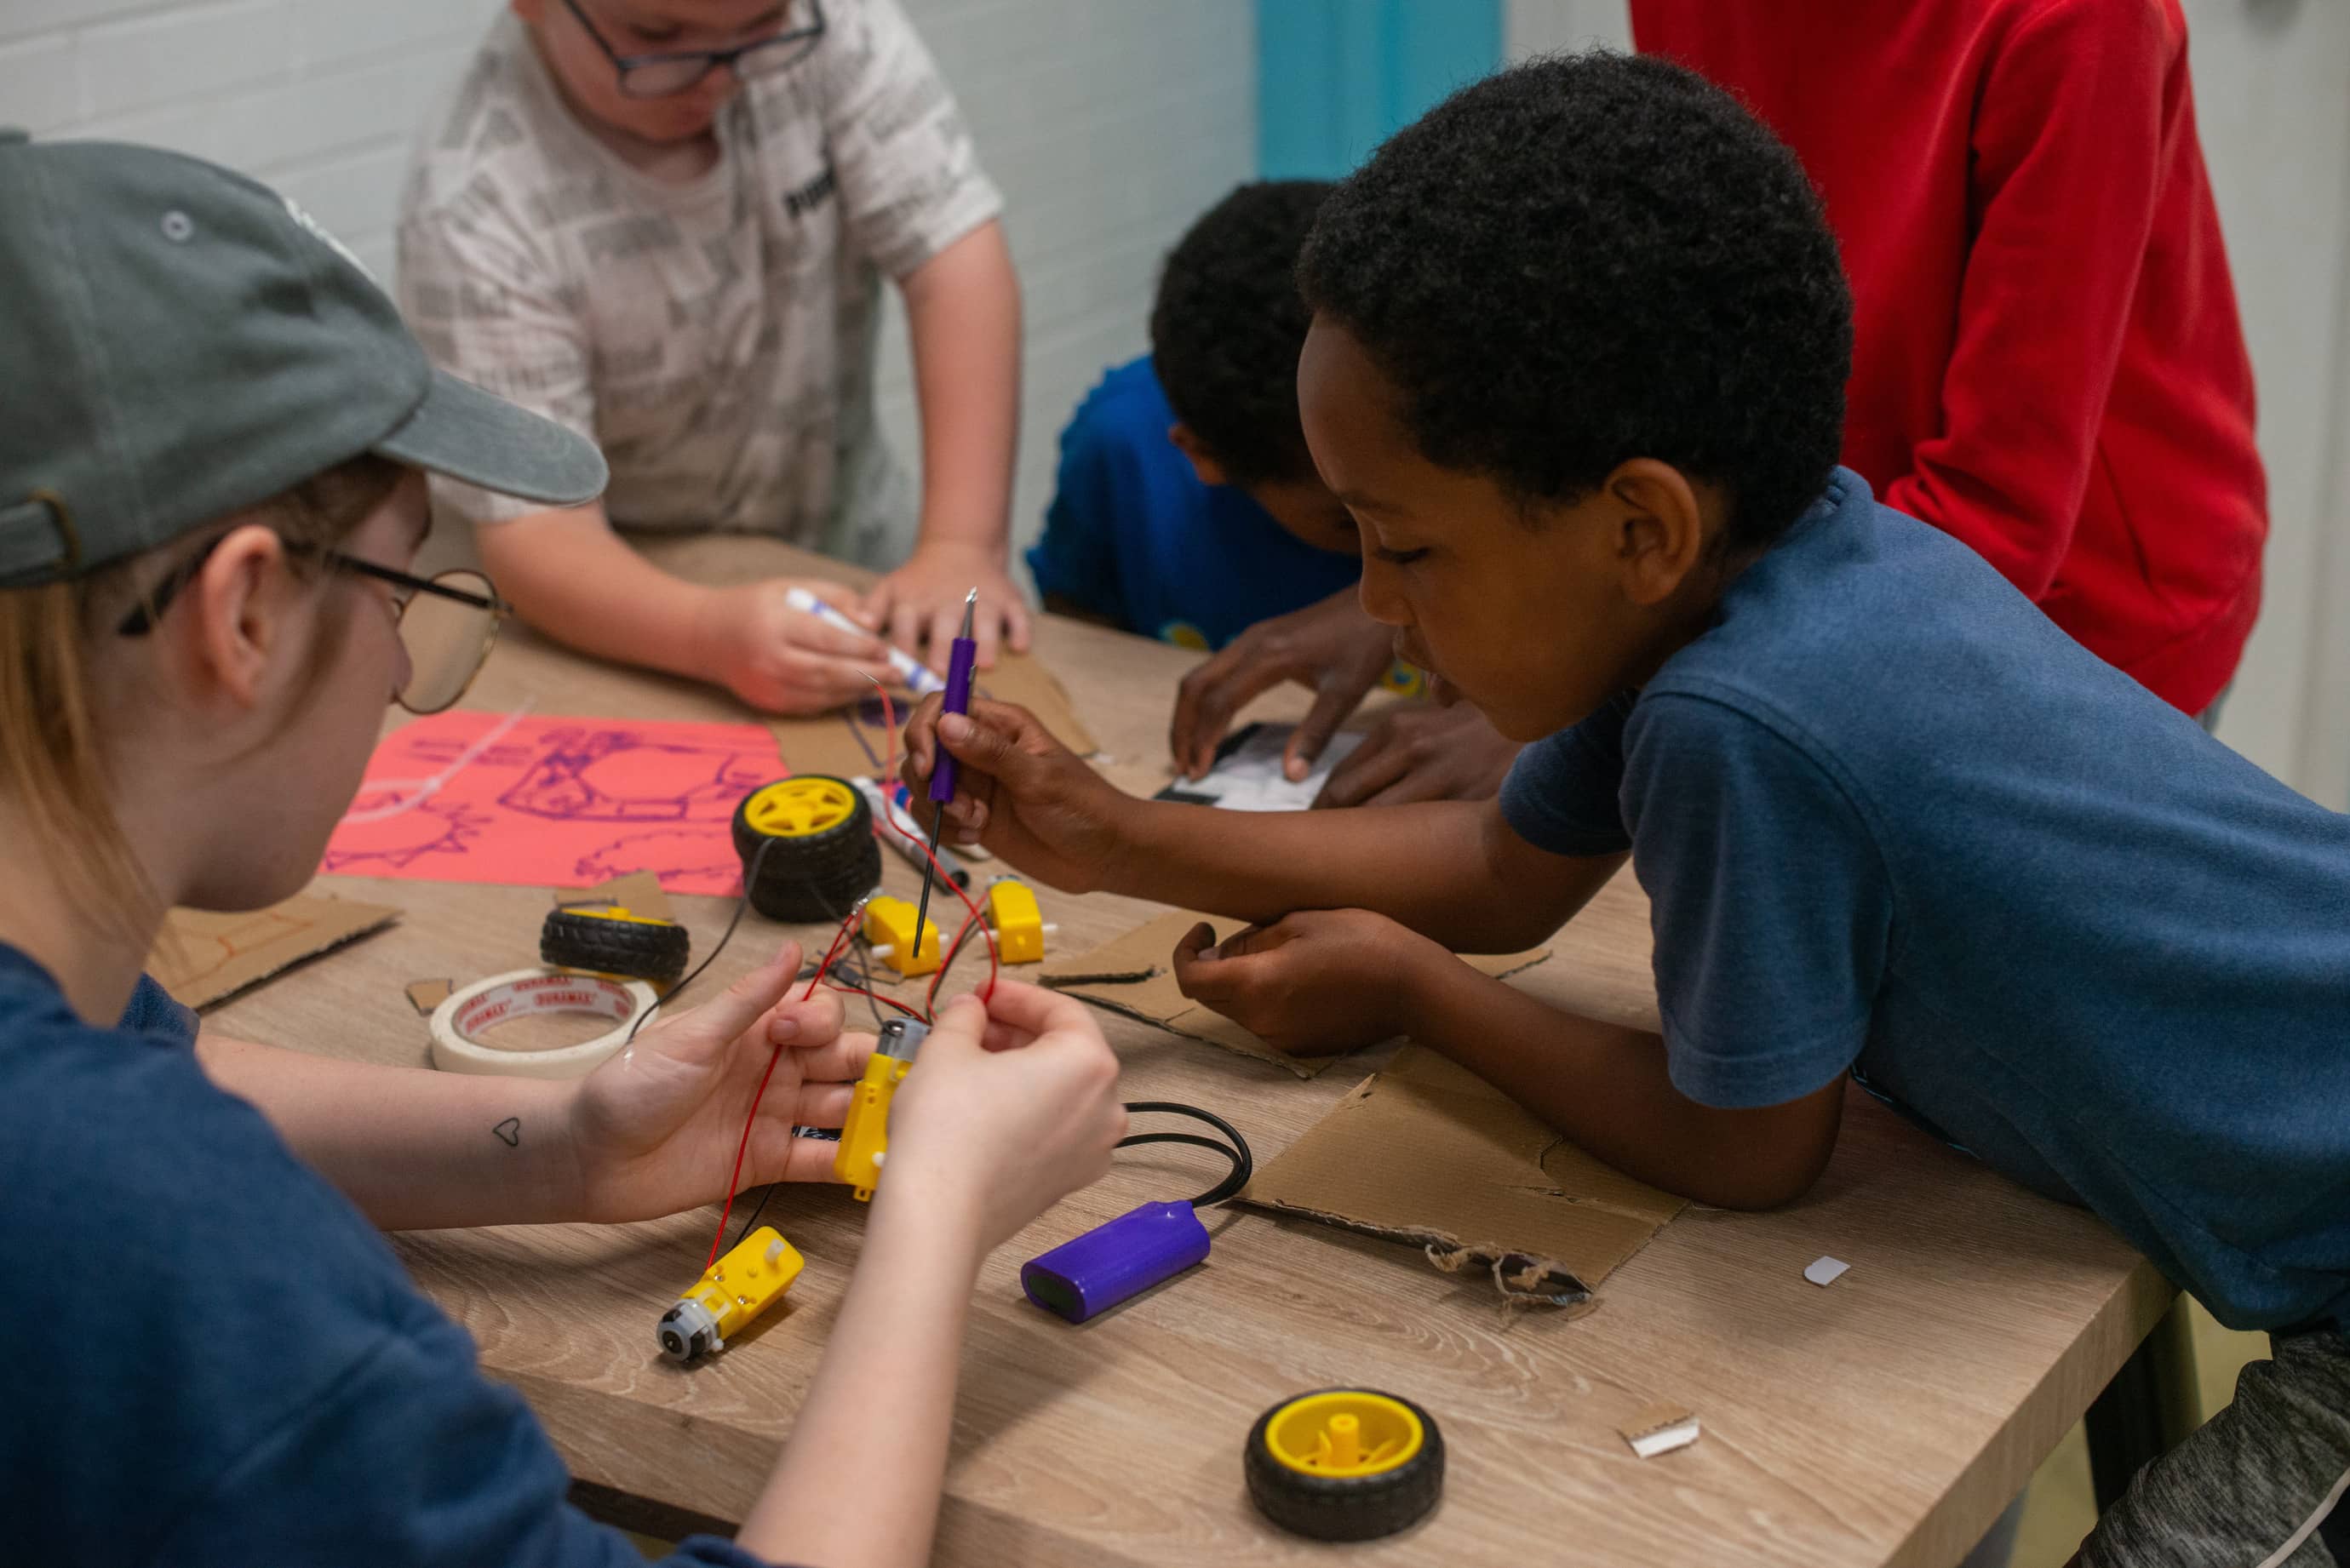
[860,895,941,976]
[983,877,1046,964]
[657,1225,805,1363]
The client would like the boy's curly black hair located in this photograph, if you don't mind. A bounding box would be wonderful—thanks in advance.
[1297,53,1853,551]
[1149,180,1333,487]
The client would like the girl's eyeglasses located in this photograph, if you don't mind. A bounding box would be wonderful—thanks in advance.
[117,536,507,716]
[561,0,827,100]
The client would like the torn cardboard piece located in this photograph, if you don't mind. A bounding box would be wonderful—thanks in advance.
[1036,910,1550,1079]
[763,650,1100,782]
[405,979,456,1016]
[554,868,675,922]
[1241,1045,1687,1302]
[150,893,400,1010]
[1619,1401,1701,1458]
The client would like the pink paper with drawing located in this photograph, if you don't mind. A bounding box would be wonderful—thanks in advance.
[323,711,785,895]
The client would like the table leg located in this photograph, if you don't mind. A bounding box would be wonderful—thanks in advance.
[2085,1295,2200,1511]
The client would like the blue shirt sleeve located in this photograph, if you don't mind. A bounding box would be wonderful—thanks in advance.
[1621,690,1893,1108]
[1026,398,1129,625]
[163,1313,777,1567]
[1498,692,1637,856]
[120,972,198,1044]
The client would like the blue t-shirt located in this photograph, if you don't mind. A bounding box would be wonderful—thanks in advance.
[1501,469,2350,1335]
[0,945,770,1567]
[1026,355,1363,651]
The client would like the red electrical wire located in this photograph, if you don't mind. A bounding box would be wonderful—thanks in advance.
[704,898,864,1268]
[702,672,1008,1268]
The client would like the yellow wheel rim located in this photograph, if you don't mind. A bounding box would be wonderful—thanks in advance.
[1264,1392,1424,1478]
[742,777,857,838]
[564,905,672,926]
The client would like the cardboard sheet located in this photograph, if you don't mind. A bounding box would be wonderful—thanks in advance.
[762,650,1100,782]
[150,892,399,1010]
[1241,1045,1688,1303]
[323,713,788,896]
[1038,910,1550,1079]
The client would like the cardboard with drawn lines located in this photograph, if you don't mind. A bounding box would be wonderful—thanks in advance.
[1241,1045,1688,1303]
[151,892,399,1011]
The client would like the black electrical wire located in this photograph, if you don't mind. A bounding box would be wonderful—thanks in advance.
[1119,1101,1252,1207]
[624,836,776,1048]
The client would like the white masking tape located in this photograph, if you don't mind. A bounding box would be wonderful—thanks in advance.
[428,967,658,1079]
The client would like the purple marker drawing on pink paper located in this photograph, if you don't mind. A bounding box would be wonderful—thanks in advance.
[324,712,790,895]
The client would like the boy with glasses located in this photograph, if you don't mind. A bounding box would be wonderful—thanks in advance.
[399,0,1031,714]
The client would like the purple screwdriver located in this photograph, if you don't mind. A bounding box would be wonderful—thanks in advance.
[912,589,979,968]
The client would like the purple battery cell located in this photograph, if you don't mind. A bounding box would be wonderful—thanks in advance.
[929,629,979,804]
[1021,1200,1211,1323]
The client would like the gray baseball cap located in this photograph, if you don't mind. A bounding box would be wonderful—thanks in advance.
[0,129,605,587]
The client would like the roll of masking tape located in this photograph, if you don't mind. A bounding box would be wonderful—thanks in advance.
[428,967,659,1079]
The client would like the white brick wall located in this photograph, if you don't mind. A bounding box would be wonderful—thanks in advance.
[6,0,1258,575]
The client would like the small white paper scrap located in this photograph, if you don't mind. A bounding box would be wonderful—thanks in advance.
[1619,1402,1700,1459]
[1804,1255,1850,1287]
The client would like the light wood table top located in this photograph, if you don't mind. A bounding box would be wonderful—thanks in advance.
[215,539,2169,1567]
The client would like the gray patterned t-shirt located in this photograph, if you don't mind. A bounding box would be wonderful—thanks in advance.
[397,1,1000,558]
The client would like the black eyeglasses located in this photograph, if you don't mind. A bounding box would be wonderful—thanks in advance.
[118,535,509,715]
[561,0,826,100]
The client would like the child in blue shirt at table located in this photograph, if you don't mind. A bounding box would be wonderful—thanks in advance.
[0,134,1124,1568]
[910,55,2350,1566]
[1028,180,1362,653]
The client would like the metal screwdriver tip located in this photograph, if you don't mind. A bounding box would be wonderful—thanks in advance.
[959,587,977,638]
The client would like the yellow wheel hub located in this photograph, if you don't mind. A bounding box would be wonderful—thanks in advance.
[567,905,669,926]
[1263,1392,1424,1478]
[742,777,857,838]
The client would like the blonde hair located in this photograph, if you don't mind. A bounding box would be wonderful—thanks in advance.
[0,455,406,942]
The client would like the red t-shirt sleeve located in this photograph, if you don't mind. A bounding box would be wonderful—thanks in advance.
[1880,0,2171,599]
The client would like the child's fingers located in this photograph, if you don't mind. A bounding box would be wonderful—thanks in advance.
[885,599,925,655]
[926,602,963,667]
[1006,598,1035,655]
[973,604,1001,669]
[1286,680,1362,781]
[669,940,801,1060]
[1313,730,1413,808]
[782,607,889,661]
[777,1026,871,1085]
[972,977,1096,1039]
[787,1082,854,1129]
[766,988,845,1050]
[780,1130,854,1183]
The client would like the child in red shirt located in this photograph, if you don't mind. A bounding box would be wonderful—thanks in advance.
[1634,0,2266,718]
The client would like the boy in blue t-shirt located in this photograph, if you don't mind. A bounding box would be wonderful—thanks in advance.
[914,55,2350,1565]
[1028,180,1361,652]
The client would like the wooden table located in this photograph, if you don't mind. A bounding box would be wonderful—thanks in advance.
[216,539,2172,1567]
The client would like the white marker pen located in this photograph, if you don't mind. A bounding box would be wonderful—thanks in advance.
[783,585,947,696]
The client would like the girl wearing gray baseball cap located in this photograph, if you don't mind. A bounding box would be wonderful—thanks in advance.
[0,134,1125,1568]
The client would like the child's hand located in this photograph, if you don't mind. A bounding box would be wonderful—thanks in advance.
[1312,703,1522,809]
[865,541,1032,669]
[695,579,902,713]
[565,941,874,1223]
[902,695,1132,892]
[1171,911,1442,1056]
[1169,588,1396,781]
[880,982,1126,1251]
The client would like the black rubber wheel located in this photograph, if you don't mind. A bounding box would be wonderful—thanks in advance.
[731,776,883,924]
[1245,1388,1444,1542]
[540,907,691,984]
